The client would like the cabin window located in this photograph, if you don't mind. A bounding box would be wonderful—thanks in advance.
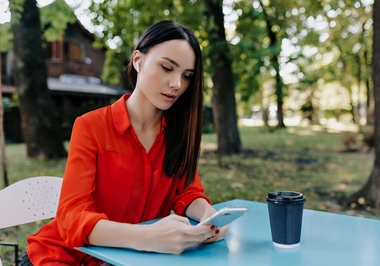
[45,41,63,62]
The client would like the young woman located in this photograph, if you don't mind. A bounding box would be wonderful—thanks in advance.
[21,20,228,265]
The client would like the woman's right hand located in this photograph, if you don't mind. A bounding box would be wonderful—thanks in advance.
[140,214,217,254]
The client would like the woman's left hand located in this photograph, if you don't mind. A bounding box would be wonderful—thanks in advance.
[198,209,229,244]
[185,198,229,244]
[201,224,228,244]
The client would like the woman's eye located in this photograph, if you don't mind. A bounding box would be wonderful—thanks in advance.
[162,66,172,72]
[183,74,192,80]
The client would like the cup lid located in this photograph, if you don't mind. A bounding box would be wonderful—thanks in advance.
[266,191,305,203]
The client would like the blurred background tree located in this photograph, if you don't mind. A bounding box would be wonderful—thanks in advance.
[203,0,241,155]
[0,21,12,187]
[9,0,75,161]
[347,0,379,208]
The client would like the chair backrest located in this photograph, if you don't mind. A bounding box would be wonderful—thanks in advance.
[0,176,62,229]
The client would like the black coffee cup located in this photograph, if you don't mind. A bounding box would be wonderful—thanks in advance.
[266,191,305,248]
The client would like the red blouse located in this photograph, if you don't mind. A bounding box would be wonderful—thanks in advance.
[26,94,210,265]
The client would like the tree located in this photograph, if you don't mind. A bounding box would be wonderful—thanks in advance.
[258,0,286,128]
[10,0,67,159]
[0,50,9,188]
[233,0,315,129]
[39,0,76,42]
[323,1,373,124]
[347,0,380,207]
[232,1,268,117]
[0,33,9,187]
[203,0,242,155]
[1,7,16,188]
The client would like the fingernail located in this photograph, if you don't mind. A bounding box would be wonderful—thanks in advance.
[215,229,220,234]
[210,225,215,229]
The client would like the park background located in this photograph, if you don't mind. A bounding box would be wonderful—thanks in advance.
[1,0,380,265]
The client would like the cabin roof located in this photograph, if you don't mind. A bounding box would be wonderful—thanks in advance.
[1,75,132,97]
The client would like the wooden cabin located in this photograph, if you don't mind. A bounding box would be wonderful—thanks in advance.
[1,20,131,142]
[44,20,106,79]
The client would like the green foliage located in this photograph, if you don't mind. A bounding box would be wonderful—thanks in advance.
[2,0,76,50]
[88,0,205,84]
[102,49,125,85]
[1,0,376,148]
[232,0,296,104]
[8,0,24,24]
[324,108,352,119]
[0,22,12,52]
[232,2,264,103]
[40,0,77,42]
[291,0,372,98]
[2,97,18,111]
[2,0,375,113]
[83,0,374,113]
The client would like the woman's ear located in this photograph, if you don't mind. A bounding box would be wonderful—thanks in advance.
[133,50,142,73]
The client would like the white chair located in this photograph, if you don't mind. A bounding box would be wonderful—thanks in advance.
[0,176,62,266]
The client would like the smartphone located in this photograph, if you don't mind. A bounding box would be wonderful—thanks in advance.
[197,207,248,227]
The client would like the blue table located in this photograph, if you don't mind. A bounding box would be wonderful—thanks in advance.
[76,199,380,266]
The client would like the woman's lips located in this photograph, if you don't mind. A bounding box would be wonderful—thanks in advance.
[161,93,176,101]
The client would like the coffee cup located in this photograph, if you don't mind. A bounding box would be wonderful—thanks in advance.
[266,191,305,248]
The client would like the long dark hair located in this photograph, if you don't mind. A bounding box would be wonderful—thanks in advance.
[127,20,204,188]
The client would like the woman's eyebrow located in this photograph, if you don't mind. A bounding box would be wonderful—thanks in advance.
[162,57,195,72]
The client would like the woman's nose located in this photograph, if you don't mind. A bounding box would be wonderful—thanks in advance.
[169,75,181,90]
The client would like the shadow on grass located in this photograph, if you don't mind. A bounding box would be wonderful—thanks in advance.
[200,145,378,220]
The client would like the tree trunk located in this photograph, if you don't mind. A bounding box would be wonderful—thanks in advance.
[260,0,285,128]
[349,97,357,124]
[11,0,67,159]
[0,53,9,188]
[364,48,372,123]
[347,0,380,207]
[355,53,362,124]
[274,64,285,128]
[204,0,242,155]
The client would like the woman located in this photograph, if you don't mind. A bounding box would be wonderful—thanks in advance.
[21,20,228,265]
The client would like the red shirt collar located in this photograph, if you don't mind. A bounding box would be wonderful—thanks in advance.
[111,94,167,135]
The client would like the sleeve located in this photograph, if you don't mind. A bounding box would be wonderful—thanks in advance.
[171,170,211,216]
[56,116,109,248]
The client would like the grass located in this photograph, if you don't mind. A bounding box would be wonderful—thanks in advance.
[0,124,379,265]
[200,126,376,215]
